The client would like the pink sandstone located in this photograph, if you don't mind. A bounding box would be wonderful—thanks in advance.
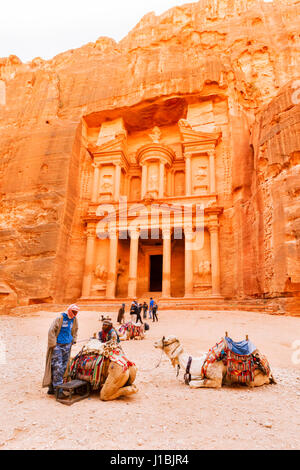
[0,0,299,315]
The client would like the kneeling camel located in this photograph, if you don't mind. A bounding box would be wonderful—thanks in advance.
[154,335,275,388]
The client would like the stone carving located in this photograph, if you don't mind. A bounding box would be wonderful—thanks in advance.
[148,126,161,143]
[147,166,159,198]
[92,264,108,293]
[193,164,208,193]
[95,264,108,281]
[194,260,211,276]
[178,118,192,130]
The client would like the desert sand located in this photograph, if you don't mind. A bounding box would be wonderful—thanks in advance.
[0,308,299,450]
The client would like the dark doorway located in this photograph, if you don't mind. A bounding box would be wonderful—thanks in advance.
[150,255,163,292]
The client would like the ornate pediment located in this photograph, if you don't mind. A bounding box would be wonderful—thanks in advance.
[179,120,221,146]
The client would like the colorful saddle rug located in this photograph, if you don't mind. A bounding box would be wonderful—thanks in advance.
[69,339,135,390]
[119,322,144,339]
[201,337,271,384]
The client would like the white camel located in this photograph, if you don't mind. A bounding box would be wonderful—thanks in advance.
[154,335,275,388]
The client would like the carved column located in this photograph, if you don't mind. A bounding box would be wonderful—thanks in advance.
[159,162,165,198]
[162,227,171,297]
[209,219,221,296]
[185,155,192,196]
[141,164,148,199]
[106,229,119,298]
[184,226,194,297]
[209,151,216,193]
[128,228,140,298]
[82,223,96,297]
[114,163,121,201]
[92,163,100,203]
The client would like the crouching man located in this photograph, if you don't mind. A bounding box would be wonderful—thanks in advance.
[42,304,79,398]
[98,317,120,343]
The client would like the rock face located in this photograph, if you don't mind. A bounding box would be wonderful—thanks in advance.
[0,0,299,314]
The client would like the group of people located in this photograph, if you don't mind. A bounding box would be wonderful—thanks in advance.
[43,298,159,398]
[42,305,121,398]
[117,297,159,325]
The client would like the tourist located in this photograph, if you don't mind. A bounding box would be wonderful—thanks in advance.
[149,297,154,319]
[42,304,79,398]
[142,301,148,319]
[135,303,144,324]
[152,302,159,322]
[98,318,120,343]
[130,300,139,322]
[117,303,126,324]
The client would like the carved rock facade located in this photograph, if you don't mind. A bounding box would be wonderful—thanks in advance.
[0,0,299,314]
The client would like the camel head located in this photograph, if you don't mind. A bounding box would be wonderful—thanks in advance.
[154,336,183,365]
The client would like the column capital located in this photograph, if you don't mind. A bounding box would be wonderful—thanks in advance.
[85,223,96,238]
[92,162,101,169]
[208,150,215,158]
[208,223,219,234]
[184,225,194,240]
[108,227,118,239]
[129,227,140,239]
[162,226,171,239]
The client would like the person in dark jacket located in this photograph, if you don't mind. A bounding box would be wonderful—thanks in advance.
[98,318,120,343]
[135,303,143,324]
[117,303,125,324]
[152,302,158,322]
[142,302,148,319]
[130,300,139,321]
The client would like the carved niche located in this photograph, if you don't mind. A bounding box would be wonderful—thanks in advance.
[192,156,209,195]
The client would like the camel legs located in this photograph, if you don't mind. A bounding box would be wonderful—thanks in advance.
[100,364,138,401]
[126,365,137,386]
[248,370,271,387]
[189,362,224,389]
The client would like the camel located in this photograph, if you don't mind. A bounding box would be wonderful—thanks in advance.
[67,338,138,400]
[117,321,145,341]
[154,335,275,388]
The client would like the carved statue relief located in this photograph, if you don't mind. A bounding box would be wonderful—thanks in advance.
[147,164,159,198]
[101,174,113,192]
[192,159,209,194]
[194,260,211,276]
[148,126,161,143]
[95,264,108,281]
[92,264,108,294]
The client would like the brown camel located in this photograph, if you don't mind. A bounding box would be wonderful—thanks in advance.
[154,335,276,388]
[68,338,138,400]
[117,322,145,341]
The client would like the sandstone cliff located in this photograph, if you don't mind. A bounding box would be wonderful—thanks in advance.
[0,0,299,313]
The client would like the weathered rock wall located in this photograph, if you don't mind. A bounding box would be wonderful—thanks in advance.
[0,0,299,312]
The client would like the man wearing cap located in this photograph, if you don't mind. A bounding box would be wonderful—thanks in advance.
[98,317,120,343]
[42,304,79,398]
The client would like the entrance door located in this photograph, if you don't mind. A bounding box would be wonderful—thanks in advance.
[149,255,163,292]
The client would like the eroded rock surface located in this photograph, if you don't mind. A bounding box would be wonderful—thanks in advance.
[0,0,299,313]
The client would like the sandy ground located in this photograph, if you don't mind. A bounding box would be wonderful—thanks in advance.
[0,308,299,450]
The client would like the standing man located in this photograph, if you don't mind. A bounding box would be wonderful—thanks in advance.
[130,299,139,322]
[42,304,79,398]
[117,303,126,324]
[135,303,143,324]
[149,297,154,320]
[142,301,148,319]
[152,302,159,322]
